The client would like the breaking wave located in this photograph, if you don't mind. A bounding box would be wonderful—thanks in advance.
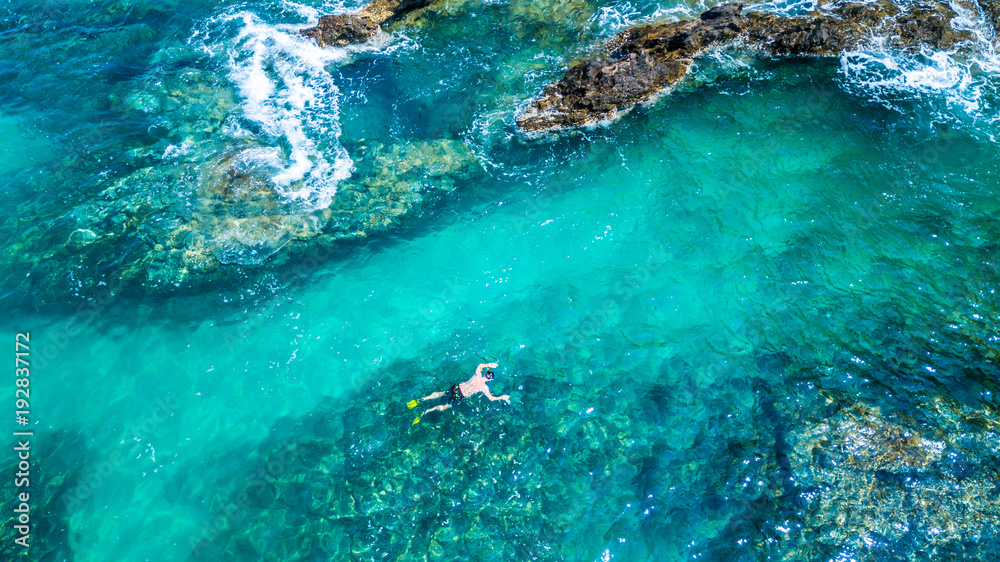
[193,6,354,210]
[837,1,1000,137]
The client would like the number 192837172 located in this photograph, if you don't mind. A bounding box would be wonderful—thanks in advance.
[16,333,30,425]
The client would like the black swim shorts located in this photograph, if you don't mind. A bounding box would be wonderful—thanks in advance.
[447,384,463,405]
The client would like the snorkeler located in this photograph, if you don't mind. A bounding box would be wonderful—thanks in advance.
[407,362,510,424]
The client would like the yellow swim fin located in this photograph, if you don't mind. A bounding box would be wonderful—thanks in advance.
[412,416,421,425]
[406,399,419,409]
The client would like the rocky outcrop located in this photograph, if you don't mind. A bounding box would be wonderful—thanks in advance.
[746,1,969,54]
[301,0,433,46]
[517,1,974,131]
[517,3,746,131]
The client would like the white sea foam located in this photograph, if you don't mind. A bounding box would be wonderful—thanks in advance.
[736,0,1000,137]
[279,0,370,20]
[589,2,644,33]
[589,0,703,35]
[750,0,818,17]
[193,8,354,210]
[787,0,1000,137]
[838,6,1000,139]
[162,141,192,160]
[281,0,322,21]
[279,0,367,20]
[647,2,704,23]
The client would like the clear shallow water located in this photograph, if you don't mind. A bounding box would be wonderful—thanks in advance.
[2,0,1000,560]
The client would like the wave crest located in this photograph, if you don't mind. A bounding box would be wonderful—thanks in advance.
[194,8,354,211]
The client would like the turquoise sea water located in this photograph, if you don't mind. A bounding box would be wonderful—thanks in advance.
[2,0,1000,560]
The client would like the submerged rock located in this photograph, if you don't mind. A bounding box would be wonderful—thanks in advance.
[517,1,975,131]
[1,134,481,302]
[775,399,1000,559]
[301,0,434,46]
[149,138,481,285]
[185,360,763,561]
[700,389,1000,561]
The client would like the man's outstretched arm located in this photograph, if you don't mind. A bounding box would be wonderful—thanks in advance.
[482,387,510,403]
[475,362,499,376]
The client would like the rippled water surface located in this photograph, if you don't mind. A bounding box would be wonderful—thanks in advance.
[2,0,1000,560]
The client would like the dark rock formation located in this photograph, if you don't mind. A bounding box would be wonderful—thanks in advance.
[746,1,969,55]
[517,3,746,131]
[609,2,748,56]
[744,12,850,55]
[302,14,379,46]
[301,0,433,46]
[517,1,975,131]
